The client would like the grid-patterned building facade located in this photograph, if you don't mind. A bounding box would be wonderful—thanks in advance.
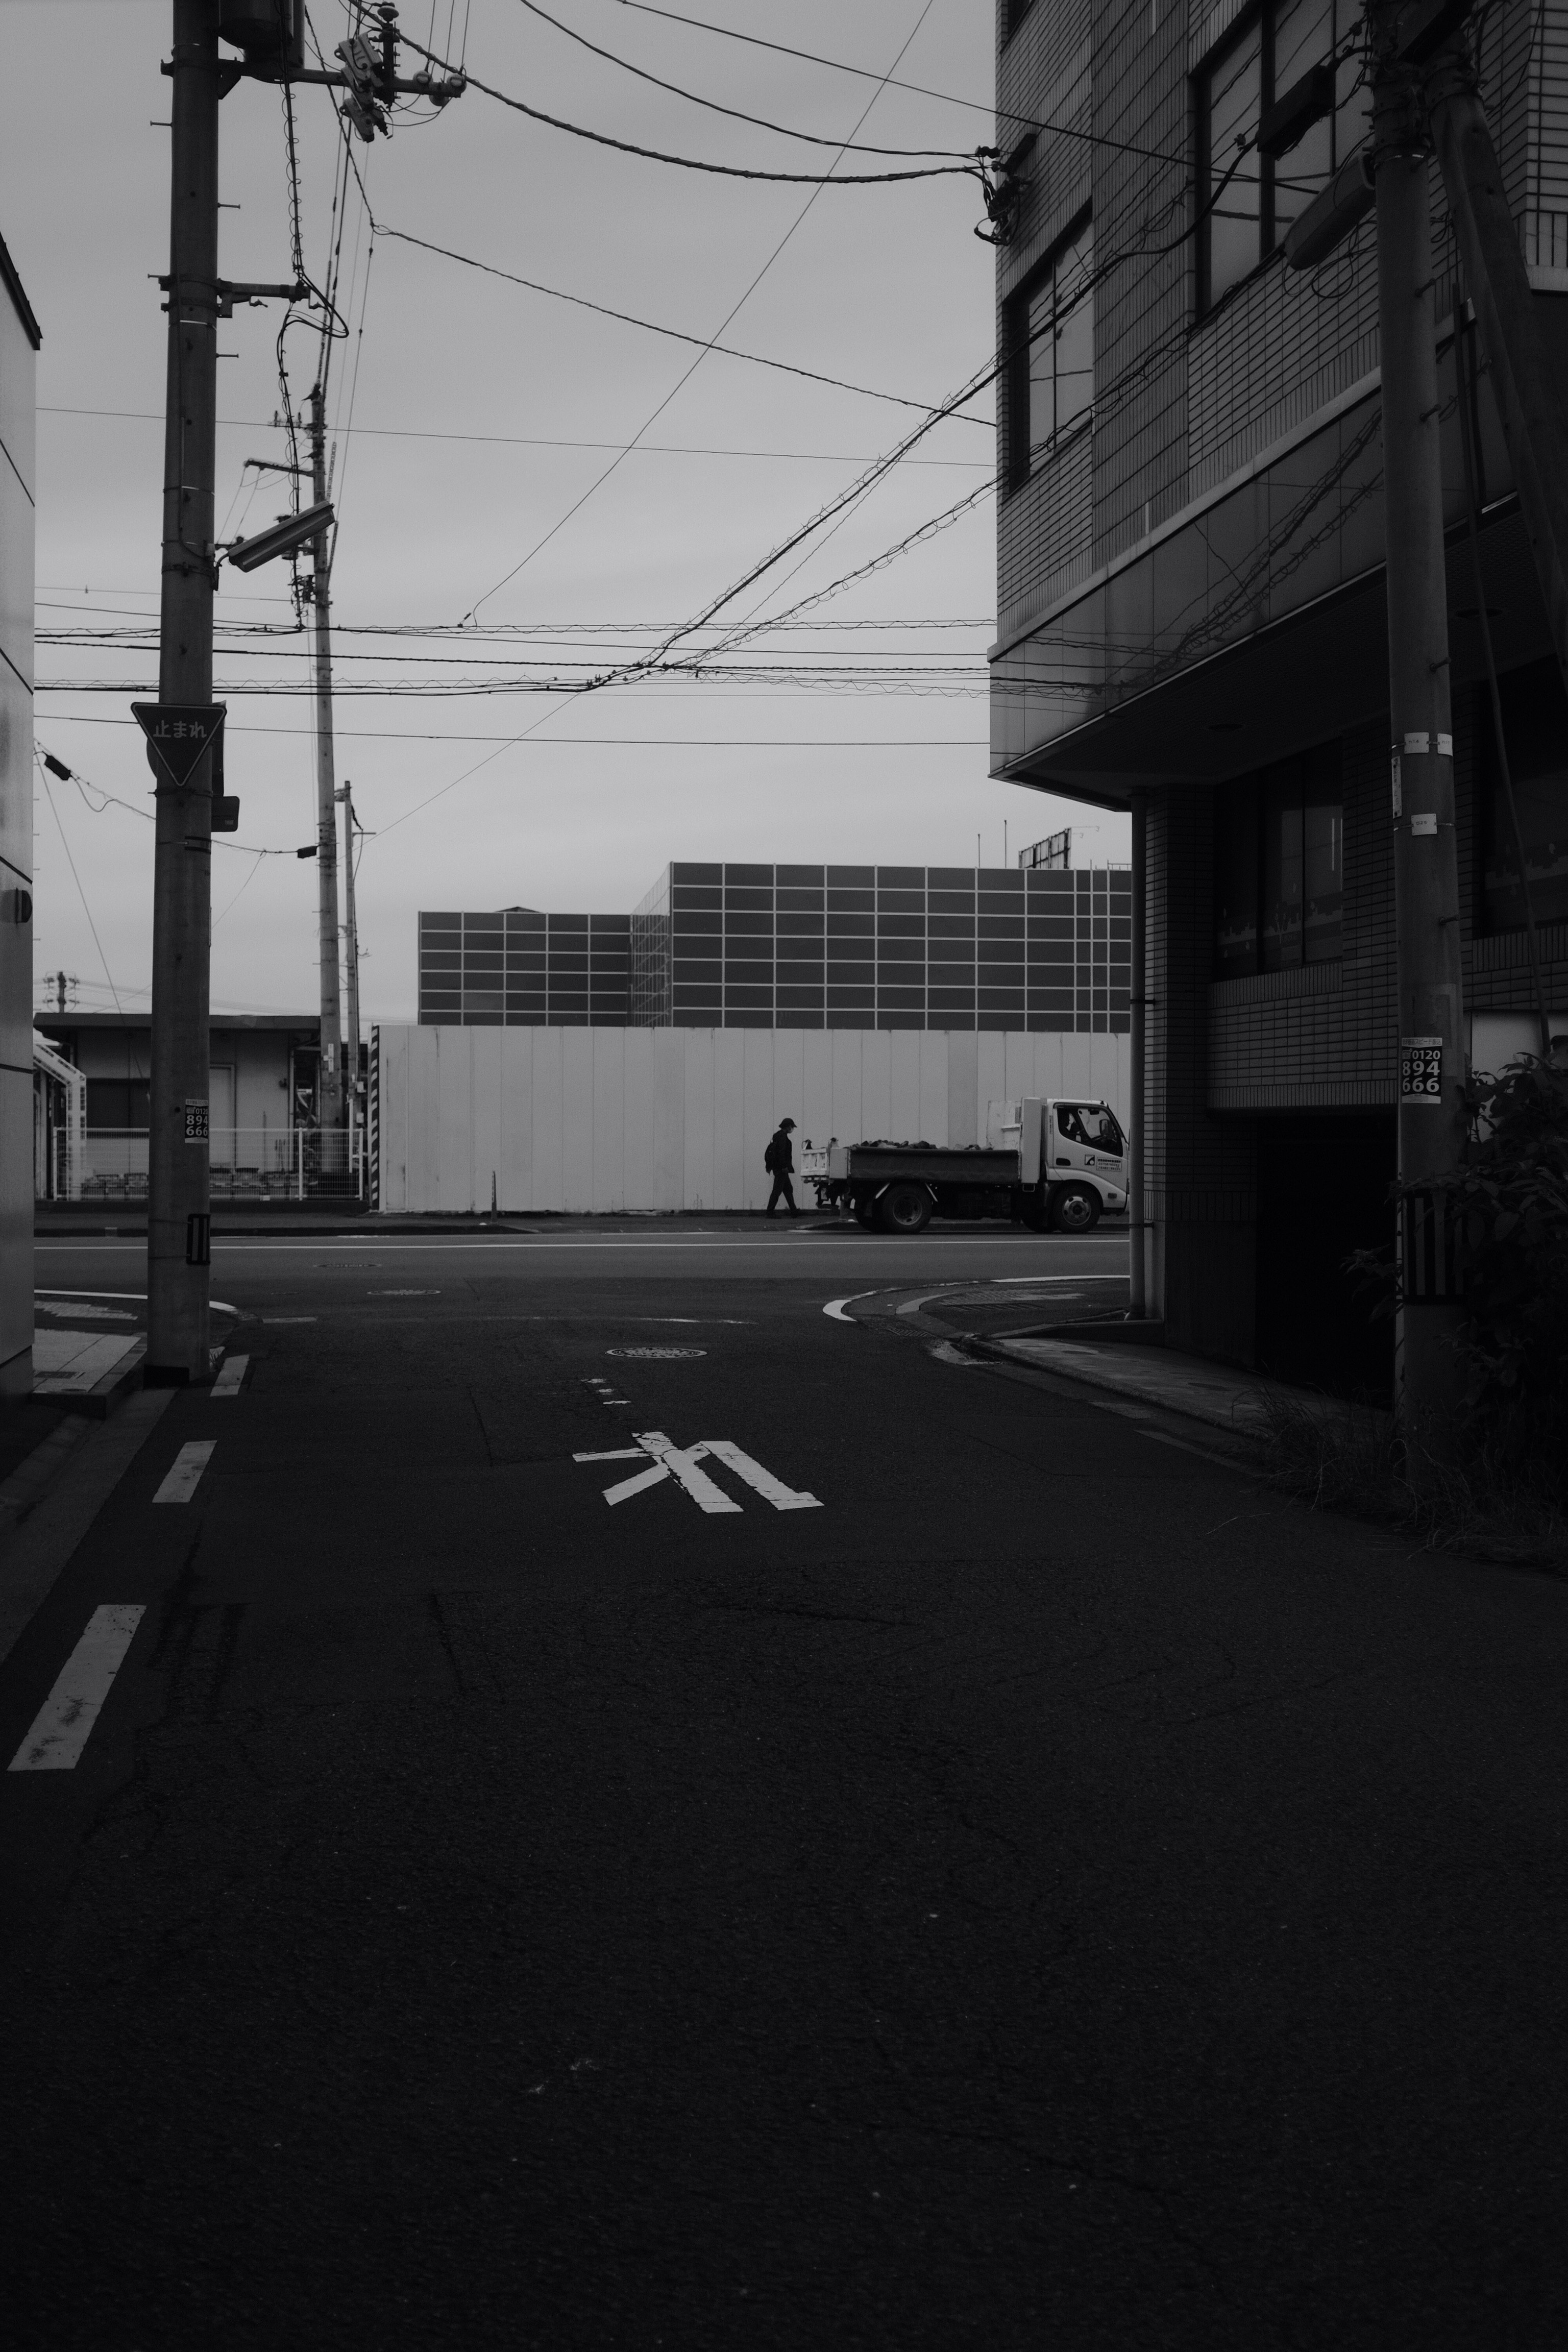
[420,865,1130,1034]
[631,862,1129,1032]
[991,1,1568,1393]
[417,909,631,1026]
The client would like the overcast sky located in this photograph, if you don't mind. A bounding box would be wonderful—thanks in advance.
[3,0,1124,1021]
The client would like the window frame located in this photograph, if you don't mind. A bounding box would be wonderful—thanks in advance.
[1003,203,1094,495]
[1194,1,1355,321]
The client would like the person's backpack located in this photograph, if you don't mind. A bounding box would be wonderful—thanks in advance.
[764,1135,780,1174]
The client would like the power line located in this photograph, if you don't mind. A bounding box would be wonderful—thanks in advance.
[48,714,989,746]
[397,24,987,186]
[457,0,951,624]
[40,405,994,462]
[370,223,991,424]
[609,0,1187,170]
[510,0,977,159]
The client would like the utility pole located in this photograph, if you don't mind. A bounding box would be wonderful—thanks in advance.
[1371,13,1468,1422]
[147,0,219,1383]
[308,383,345,1154]
[337,780,362,1143]
[1128,789,1147,1322]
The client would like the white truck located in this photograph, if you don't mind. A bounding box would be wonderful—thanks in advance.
[807,1098,1129,1235]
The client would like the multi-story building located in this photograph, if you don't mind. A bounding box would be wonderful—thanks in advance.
[989,1,1568,1391]
[418,862,1131,1034]
[1,232,38,1395]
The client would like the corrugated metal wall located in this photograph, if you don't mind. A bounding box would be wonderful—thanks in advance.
[376,1025,1130,1215]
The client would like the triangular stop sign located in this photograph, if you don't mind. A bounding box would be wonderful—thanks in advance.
[132,702,228,789]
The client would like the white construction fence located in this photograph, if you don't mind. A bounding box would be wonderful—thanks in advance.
[374,1024,1131,1216]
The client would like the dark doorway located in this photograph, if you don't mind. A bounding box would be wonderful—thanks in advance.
[1255,1113,1395,1400]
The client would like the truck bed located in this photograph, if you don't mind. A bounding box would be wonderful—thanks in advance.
[835,1144,1022,1185]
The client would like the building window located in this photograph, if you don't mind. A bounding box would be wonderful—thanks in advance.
[1004,210,1093,490]
[1480,659,1568,933]
[1214,744,1343,977]
[1196,1,1370,316]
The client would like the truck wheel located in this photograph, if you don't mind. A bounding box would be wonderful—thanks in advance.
[1050,1183,1101,1235]
[877,1181,933,1235]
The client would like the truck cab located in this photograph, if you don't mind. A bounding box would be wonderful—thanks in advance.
[1010,1097,1128,1232]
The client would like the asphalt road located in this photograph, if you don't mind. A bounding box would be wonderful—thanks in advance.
[3,1217,1566,2349]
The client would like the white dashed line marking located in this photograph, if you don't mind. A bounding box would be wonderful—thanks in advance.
[211,1355,248,1396]
[153,1441,215,1503]
[8,1605,145,1772]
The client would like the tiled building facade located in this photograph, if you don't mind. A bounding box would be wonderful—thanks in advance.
[630,862,1130,1032]
[991,2,1568,1390]
[419,864,1132,1034]
[417,909,633,1026]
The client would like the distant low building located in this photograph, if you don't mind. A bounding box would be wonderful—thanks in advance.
[35,1013,328,1199]
[418,861,1131,1035]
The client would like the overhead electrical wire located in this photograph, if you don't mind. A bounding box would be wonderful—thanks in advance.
[38,407,994,464]
[455,0,953,623]
[508,0,978,159]
[369,221,992,423]
[606,0,1188,168]
[395,26,989,186]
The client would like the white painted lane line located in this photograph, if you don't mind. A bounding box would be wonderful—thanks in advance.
[35,1287,241,1311]
[38,1239,1094,1256]
[573,1448,648,1462]
[698,1440,822,1512]
[8,1605,145,1772]
[896,1289,958,1317]
[211,1354,248,1396]
[636,1431,742,1514]
[153,1441,216,1503]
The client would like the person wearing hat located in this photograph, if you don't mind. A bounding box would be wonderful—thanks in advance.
[764,1116,799,1216]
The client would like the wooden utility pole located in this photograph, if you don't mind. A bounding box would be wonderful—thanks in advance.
[309,383,345,1152]
[1371,19,1468,1420]
[147,0,219,1382]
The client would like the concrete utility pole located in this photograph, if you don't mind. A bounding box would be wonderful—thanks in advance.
[1128,789,1147,1322]
[148,0,219,1382]
[309,383,345,1153]
[1371,17,1468,1419]
[338,780,361,1140]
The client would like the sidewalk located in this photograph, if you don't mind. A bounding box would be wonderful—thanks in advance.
[969,1330,1387,1442]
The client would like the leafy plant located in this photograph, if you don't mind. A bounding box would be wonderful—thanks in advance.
[1351,1059,1568,1473]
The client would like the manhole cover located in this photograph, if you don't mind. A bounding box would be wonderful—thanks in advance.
[607,1346,706,1360]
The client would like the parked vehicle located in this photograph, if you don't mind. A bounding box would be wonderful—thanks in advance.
[812,1099,1128,1235]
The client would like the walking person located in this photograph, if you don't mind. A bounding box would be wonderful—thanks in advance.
[764,1117,799,1216]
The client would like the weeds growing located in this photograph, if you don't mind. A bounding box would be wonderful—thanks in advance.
[1257,1390,1568,1572]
